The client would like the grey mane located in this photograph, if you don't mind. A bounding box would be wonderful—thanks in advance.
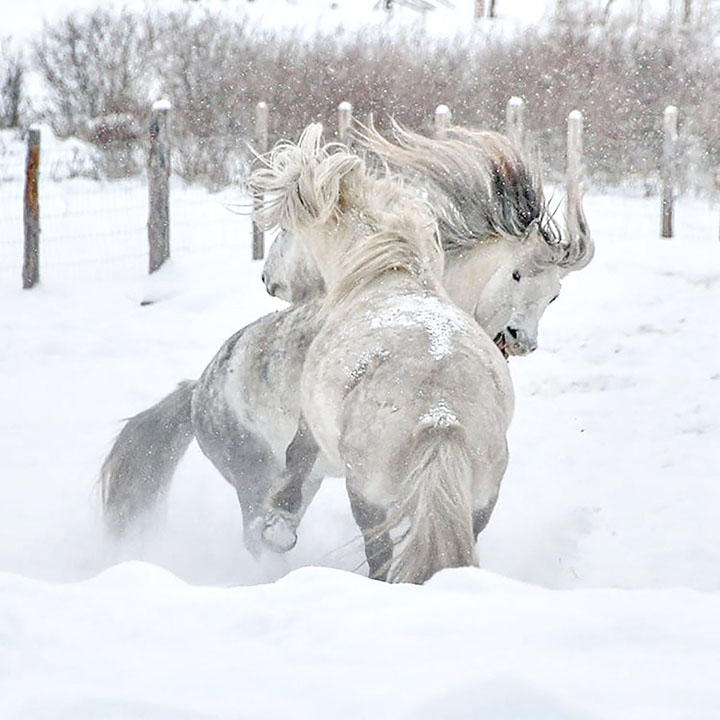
[359,121,561,253]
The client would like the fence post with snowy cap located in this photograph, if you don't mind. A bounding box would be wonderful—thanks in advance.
[505,96,525,150]
[661,105,678,239]
[338,101,353,146]
[252,101,269,261]
[22,127,41,289]
[566,110,583,244]
[148,99,171,274]
[434,105,451,139]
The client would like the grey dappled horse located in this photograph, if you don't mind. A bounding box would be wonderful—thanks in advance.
[100,123,592,569]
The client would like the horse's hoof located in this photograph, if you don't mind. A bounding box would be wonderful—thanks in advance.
[262,511,298,553]
[243,518,266,559]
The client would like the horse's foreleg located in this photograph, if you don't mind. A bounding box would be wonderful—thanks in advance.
[347,482,392,582]
[262,415,319,552]
[273,414,319,513]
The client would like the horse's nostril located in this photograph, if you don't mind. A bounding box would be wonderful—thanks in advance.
[507,327,518,339]
[261,272,266,284]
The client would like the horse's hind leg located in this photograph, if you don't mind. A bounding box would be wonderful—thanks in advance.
[472,441,507,541]
[472,497,499,540]
[193,409,279,558]
[262,414,320,553]
[346,483,392,582]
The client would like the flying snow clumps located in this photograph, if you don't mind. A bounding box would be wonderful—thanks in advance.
[152,98,172,112]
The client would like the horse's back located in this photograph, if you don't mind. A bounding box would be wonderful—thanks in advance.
[302,285,513,488]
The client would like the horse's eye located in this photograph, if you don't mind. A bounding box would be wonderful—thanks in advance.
[512,270,521,282]
[549,294,559,304]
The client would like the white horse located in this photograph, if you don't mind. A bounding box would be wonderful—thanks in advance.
[248,123,513,583]
[100,124,592,566]
[264,123,593,355]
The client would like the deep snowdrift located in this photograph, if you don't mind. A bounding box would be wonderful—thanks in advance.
[2,563,719,719]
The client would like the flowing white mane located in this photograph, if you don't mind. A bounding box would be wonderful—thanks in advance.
[249,123,444,304]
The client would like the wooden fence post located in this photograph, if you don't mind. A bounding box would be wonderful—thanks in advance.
[252,101,269,261]
[661,105,678,238]
[148,100,171,274]
[682,0,692,23]
[474,0,486,19]
[717,169,720,243]
[435,104,451,138]
[566,110,583,243]
[338,101,353,145]
[22,127,41,289]
[505,96,525,149]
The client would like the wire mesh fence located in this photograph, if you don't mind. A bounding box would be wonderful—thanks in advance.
[2,92,704,292]
[0,131,249,290]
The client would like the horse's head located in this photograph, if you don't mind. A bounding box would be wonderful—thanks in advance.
[447,205,593,358]
[472,232,563,357]
[359,121,594,357]
[262,229,325,304]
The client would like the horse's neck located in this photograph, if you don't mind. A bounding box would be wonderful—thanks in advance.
[442,240,511,316]
[324,269,446,322]
[302,229,349,290]
[332,240,443,307]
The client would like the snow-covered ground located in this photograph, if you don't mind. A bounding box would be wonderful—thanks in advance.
[1,129,719,716]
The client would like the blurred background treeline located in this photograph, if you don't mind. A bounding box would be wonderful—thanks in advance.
[1,1,718,192]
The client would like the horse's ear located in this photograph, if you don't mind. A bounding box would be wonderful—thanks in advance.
[521,218,540,241]
[336,157,365,211]
[304,147,364,223]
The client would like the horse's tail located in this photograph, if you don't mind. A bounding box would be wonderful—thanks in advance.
[386,423,477,584]
[100,380,196,534]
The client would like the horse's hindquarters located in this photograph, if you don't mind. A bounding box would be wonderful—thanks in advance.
[301,289,513,511]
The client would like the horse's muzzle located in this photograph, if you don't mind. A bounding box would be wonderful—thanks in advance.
[494,329,537,358]
[493,332,510,359]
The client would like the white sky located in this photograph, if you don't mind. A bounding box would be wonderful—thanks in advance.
[2,0,689,40]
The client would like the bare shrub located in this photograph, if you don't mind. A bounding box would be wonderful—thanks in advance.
[464,4,719,190]
[33,8,155,176]
[0,37,24,128]
[152,11,263,187]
